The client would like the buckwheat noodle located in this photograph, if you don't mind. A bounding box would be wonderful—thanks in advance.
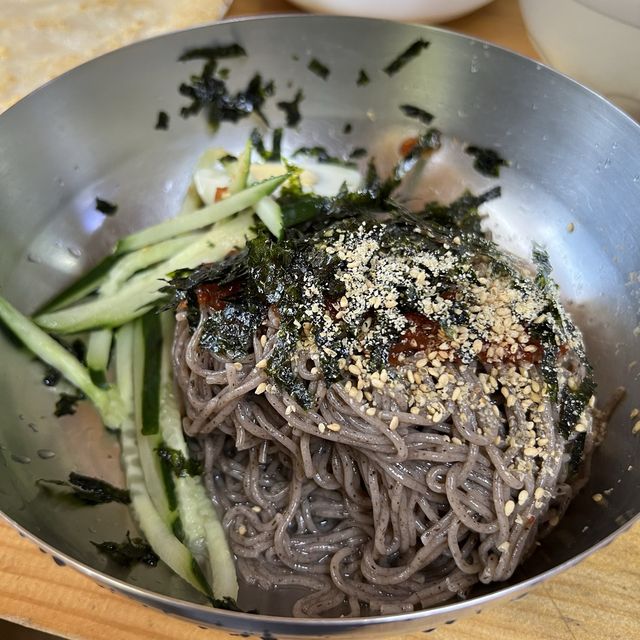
[171,221,600,617]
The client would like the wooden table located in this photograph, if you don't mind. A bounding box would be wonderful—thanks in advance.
[1,1,638,639]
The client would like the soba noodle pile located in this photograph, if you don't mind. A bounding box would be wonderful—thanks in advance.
[171,214,596,617]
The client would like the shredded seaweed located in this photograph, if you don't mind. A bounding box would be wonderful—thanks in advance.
[95,198,118,216]
[465,145,509,177]
[276,89,304,127]
[383,38,430,76]
[92,532,159,567]
[422,186,501,235]
[155,110,170,130]
[178,43,247,62]
[179,52,275,129]
[38,472,131,505]
[356,69,370,86]
[308,58,330,80]
[156,445,203,477]
[54,391,85,417]
[250,128,283,162]
[293,146,355,167]
[399,104,434,125]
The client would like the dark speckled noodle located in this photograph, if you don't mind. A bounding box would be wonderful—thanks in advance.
[173,305,597,617]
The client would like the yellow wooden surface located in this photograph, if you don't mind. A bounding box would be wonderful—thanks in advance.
[1,1,639,639]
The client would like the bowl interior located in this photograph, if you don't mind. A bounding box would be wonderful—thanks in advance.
[0,15,639,634]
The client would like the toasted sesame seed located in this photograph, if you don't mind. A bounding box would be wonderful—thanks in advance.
[524,447,539,457]
[631,408,639,418]
[410,407,420,414]
[534,487,545,501]
[327,422,341,432]
[504,500,515,516]
[567,222,575,233]
[366,407,376,416]
[348,364,362,376]
[285,405,293,415]
[255,382,268,395]
[633,421,640,434]
[260,335,267,347]
[255,359,268,369]
[497,541,511,553]
[234,362,243,371]
[518,490,529,505]
[252,505,262,513]
[371,378,385,390]
[451,387,461,401]
[238,525,247,535]
[592,493,604,503]
[318,423,326,433]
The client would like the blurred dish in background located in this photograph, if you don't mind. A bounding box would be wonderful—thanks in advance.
[285,0,494,23]
[0,0,233,113]
[519,0,640,120]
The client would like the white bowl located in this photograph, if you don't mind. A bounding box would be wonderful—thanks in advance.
[519,0,640,119]
[285,0,494,24]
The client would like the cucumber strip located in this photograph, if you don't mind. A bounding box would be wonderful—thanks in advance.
[140,312,163,436]
[132,318,176,521]
[116,174,287,254]
[228,139,252,195]
[86,328,112,386]
[34,211,256,334]
[35,254,121,315]
[158,314,238,601]
[0,295,125,429]
[115,324,209,595]
[255,195,284,240]
[100,235,198,296]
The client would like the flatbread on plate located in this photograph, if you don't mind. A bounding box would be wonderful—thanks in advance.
[0,0,233,112]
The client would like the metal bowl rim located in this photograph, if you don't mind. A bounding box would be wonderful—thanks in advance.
[2,508,638,626]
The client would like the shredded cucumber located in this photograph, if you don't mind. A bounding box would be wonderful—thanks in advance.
[34,211,256,334]
[158,314,238,601]
[0,295,125,429]
[115,174,286,254]
[132,316,177,523]
[115,324,208,595]
[86,328,113,386]
[228,139,252,195]
[255,195,284,240]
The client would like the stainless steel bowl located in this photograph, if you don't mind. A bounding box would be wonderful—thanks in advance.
[0,15,639,638]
